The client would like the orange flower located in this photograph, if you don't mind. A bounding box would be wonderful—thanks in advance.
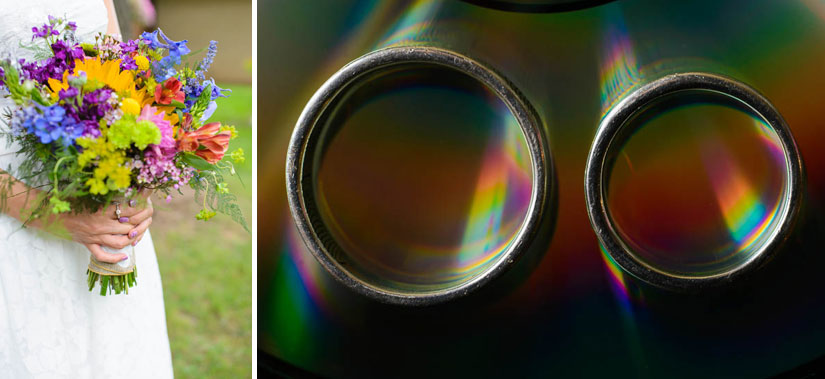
[154,77,185,105]
[177,122,231,164]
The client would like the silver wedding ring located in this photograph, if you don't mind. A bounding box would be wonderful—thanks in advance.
[286,46,552,305]
[114,201,122,220]
[585,72,803,290]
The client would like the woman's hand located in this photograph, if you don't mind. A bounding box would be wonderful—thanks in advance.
[114,196,154,247]
[62,195,154,263]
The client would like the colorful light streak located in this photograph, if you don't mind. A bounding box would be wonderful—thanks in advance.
[267,231,320,366]
[455,104,534,282]
[700,119,785,260]
[375,0,444,48]
[599,8,640,118]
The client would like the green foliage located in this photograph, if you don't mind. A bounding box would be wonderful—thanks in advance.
[190,170,249,233]
[229,148,244,164]
[80,43,97,57]
[0,62,52,106]
[188,82,213,124]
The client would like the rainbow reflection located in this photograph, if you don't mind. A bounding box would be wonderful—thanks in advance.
[456,104,534,280]
[600,244,631,302]
[599,8,640,117]
[376,0,444,48]
[700,117,787,258]
[265,231,321,366]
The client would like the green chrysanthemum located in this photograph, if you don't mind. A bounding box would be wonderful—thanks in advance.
[108,114,161,150]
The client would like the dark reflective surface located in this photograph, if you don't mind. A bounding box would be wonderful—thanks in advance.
[260,0,825,376]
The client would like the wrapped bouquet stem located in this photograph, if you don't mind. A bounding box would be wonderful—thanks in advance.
[0,16,248,295]
[87,244,137,295]
[86,199,137,295]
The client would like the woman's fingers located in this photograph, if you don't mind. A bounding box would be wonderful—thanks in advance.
[97,219,134,235]
[129,216,152,246]
[85,243,128,263]
[98,234,132,250]
[125,205,154,227]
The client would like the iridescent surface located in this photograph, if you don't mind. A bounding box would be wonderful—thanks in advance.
[606,92,788,277]
[315,65,533,292]
[260,0,825,377]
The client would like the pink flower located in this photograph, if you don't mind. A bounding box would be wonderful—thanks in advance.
[138,105,175,160]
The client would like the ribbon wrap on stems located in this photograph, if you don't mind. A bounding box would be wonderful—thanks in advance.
[87,244,138,295]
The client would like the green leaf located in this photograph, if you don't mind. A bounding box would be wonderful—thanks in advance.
[181,152,215,172]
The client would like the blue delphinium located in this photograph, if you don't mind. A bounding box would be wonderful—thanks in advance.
[141,29,190,81]
[16,105,84,145]
[184,78,231,118]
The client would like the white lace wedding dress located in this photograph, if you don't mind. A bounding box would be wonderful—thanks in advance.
[0,1,174,378]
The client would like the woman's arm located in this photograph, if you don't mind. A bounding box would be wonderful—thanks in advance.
[104,0,122,37]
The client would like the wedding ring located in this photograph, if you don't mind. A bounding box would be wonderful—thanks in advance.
[584,72,803,291]
[114,201,122,219]
[286,46,552,305]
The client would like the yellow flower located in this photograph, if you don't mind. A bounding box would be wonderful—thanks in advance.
[134,55,150,71]
[121,98,141,115]
[78,131,131,193]
[47,58,150,105]
[86,178,108,195]
[109,166,132,189]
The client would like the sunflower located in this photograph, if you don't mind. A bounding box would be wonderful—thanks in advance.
[47,58,151,106]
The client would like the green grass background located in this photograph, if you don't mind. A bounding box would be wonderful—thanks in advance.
[151,84,252,378]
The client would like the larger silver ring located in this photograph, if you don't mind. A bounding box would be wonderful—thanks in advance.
[286,46,551,305]
[585,72,803,291]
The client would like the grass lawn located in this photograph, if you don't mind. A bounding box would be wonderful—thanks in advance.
[150,84,252,378]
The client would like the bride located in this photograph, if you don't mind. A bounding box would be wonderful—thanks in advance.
[0,0,173,377]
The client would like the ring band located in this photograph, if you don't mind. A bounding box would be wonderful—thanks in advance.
[114,201,122,219]
[286,46,552,305]
[584,72,803,291]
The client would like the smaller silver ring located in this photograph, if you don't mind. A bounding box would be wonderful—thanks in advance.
[286,46,551,305]
[114,201,122,219]
[584,72,803,291]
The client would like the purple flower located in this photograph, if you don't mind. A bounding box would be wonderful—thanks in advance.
[31,24,58,40]
[120,55,138,71]
[51,40,84,62]
[66,21,77,32]
[81,120,101,138]
[78,88,114,121]
[58,86,79,100]
[120,40,138,53]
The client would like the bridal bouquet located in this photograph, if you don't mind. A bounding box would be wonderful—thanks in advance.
[0,16,247,295]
